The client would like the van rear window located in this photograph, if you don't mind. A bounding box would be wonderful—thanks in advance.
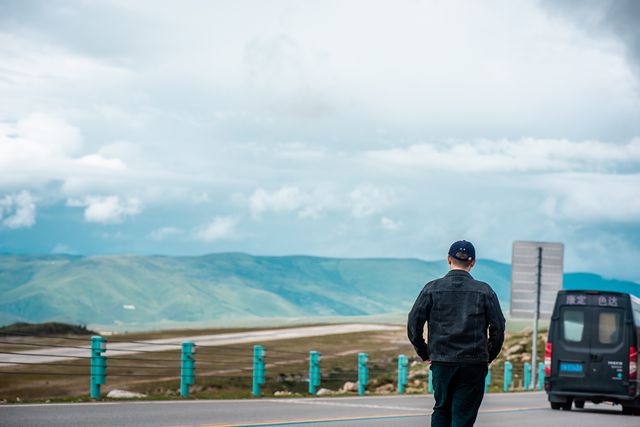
[598,311,621,344]
[562,308,584,342]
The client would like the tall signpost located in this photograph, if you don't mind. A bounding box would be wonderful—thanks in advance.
[510,241,564,389]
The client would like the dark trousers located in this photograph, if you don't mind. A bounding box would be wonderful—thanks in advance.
[430,363,488,427]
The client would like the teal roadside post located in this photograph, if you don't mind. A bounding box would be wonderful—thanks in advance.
[90,336,107,400]
[180,341,196,397]
[503,361,512,392]
[428,366,433,393]
[357,353,368,396]
[308,351,321,395]
[397,355,408,394]
[252,345,265,397]
[485,366,491,393]
[537,362,545,390]
[524,362,531,390]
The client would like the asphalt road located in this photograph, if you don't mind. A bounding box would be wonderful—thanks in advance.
[1,391,637,427]
[0,324,401,365]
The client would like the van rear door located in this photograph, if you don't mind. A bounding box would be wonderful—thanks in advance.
[555,303,591,392]
[588,297,627,394]
[554,293,629,395]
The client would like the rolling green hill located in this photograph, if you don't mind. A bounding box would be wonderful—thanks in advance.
[563,273,640,296]
[0,253,637,329]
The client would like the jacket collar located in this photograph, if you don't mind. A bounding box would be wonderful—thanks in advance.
[445,269,473,278]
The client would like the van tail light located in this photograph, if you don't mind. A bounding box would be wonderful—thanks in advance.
[630,346,638,381]
[544,342,552,377]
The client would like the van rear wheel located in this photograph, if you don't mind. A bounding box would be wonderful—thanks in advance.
[574,400,585,409]
[550,402,561,410]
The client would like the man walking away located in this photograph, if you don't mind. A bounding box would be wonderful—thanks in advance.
[408,240,505,427]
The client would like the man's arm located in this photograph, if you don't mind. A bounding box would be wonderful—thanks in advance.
[407,285,432,361]
[486,290,506,363]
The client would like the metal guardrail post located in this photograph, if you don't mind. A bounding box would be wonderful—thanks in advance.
[428,365,433,393]
[485,366,491,393]
[503,361,512,392]
[537,362,544,390]
[180,341,196,397]
[90,336,107,400]
[357,352,368,396]
[252,345,265,397]
[308,351,321,395]
[524,362,531,390]
[397,354,408,394]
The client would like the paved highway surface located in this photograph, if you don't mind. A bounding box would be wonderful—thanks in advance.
[0,324,401,365]
[1,391,637,427]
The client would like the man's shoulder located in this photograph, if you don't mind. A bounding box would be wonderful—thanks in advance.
[423,274,497,296]
[423,277,445,290]
[469,278,497,295]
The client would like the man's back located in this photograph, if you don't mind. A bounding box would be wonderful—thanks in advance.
[412,269,505,364]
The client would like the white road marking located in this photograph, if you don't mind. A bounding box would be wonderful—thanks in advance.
[276,398,427,412]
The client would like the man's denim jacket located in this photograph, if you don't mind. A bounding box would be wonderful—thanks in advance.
[407,269,506,364]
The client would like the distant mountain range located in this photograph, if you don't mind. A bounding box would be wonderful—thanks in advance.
[0,253,638,329]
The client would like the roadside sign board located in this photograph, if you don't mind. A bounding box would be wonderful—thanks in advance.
[510,241,564,320]
[510,240,564,390]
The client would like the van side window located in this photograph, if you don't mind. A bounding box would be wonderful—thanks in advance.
[562,308,584,343]
[598,311,621,344]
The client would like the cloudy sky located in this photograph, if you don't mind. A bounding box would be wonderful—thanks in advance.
[1,0,639,281]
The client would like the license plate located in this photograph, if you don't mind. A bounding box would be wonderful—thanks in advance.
[560,362,584,374]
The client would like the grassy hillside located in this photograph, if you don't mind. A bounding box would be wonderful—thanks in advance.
[564,273,640,296]
[0,253,637,329]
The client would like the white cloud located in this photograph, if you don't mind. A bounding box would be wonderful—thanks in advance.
[538,173,640,223]
[148,226,182,241]
[76,154,126,170]
[191,192,211,204]
[349,185,394,218]
[6,112,82,156]
[249,187,305,217]
[68,195,142,224]
[193,216,238,242]
[380,216,402,231]
[0,113,128,190]
[0,191,36,229]
[366,138,640,173]
[274,143,328,160]
[246,185,395,219]
[0,32,130,114]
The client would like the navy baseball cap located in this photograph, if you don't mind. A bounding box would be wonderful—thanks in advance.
[448,240,475,261]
